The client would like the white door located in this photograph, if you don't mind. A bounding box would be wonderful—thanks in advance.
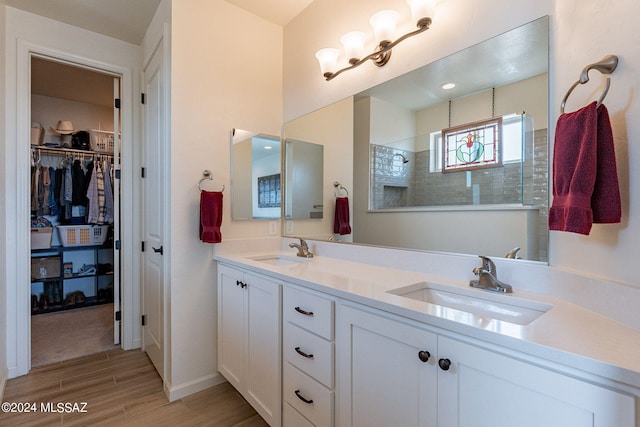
[142,43,166,378]
[217,265,246,390]
[244,272,281,426]
[437,336,636,427]
[337,305,438,427]
[112,77,121,344]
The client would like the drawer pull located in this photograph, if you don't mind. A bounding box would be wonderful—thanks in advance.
[294,346,314,359]
[418,350,431,363]
[438,358,451,371]
[294,389,314,404]
[294,306,314,317]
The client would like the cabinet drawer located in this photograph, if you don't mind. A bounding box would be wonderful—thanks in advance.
[283,286,334,340]
[284,363,333,427]
[284,322,334,388]
[283,402,315,427]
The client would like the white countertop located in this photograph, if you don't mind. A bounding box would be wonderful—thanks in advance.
[214,244,640,392]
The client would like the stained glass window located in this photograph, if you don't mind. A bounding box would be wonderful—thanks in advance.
[442,117,502,173]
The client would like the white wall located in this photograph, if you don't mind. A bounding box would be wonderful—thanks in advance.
[167,0,283,399]
[284,0,640,289]
[0,0,8,399]
[3,6,141,379]
[282,97,354,240]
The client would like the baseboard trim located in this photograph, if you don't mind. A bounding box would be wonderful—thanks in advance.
[0,371,7,402]
[164,373,226,402]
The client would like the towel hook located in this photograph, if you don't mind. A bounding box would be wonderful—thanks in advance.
[561,55,618,113]
[198,169,225,192]
[333,181,349,197]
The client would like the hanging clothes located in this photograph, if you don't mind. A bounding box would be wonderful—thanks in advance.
[102,160,114,224]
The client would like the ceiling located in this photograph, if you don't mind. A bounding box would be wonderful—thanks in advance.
[5,0,310,45]
[357,17,548,111]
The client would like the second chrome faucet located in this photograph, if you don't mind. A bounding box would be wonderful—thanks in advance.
[289,238,314,258]
[470,255,512,293]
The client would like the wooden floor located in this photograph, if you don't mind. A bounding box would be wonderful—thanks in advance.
[1,349,268,426]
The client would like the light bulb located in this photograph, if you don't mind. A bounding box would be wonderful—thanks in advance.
[315,48,340,77]
[406,0,436,26]
[340,31,367,63]
[370,10,399,44]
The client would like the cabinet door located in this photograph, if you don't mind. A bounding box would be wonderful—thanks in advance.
[437,336,636,427]
[217,265,246,391]
[337,305,438,427]
[244,272,281,427]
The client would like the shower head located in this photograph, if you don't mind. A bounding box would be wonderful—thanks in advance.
[394,153,409,164]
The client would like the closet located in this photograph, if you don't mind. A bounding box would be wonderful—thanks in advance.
[29,56,121,365]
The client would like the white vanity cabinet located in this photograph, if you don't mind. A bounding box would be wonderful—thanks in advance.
[217,264,282,426]
[337,304,636,427]
[282,285,335,427]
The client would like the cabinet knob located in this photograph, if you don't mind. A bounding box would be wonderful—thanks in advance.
[418,350,431,363]
[294,306,314,317]
[438,358,451,371]
[236,280,247,288]
[295,346,314,359]
[294,389,314,405]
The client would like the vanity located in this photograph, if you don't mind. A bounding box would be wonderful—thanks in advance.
[215,238,640,427]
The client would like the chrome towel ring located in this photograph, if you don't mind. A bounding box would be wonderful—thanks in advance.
[560,55,618,113]
[198,170,225,192]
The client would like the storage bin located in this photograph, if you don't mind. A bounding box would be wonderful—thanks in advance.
[89,129,116,153]
[31,257,61,280]
[57,225,110,247]
[31,227,53,250]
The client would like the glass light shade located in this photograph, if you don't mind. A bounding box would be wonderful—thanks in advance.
[406,0,436,24]
[369,10,399,43]
[340,31,367,62]
[315,48,340,76]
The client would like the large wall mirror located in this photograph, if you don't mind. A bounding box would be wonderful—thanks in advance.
[231,129,281,220]
[283,16,549,262]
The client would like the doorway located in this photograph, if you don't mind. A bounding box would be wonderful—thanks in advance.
[29,56,122,366]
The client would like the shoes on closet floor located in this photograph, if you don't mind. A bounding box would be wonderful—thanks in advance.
[75,264,96,276]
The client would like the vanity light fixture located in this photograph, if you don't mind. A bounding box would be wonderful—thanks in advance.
[316,0,436,81]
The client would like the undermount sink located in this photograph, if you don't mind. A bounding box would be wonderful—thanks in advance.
[387,282,552,326]
[248,254,307,266]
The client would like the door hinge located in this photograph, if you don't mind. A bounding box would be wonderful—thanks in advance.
[141,315,146,326]
[115,98,121,109]
[115,240,121,250]
[141,241,145,252]
[115,169,121,180]
[141,167,146,178]
[141,93,146,104]
[115,311,121,321]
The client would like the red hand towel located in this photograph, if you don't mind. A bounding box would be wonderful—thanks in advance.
[200,191,223,243]
[591,104,621,223]
[549,102,598,235]
[334,197,352,235]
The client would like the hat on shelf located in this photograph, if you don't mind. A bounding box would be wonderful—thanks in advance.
[49,120,75,135]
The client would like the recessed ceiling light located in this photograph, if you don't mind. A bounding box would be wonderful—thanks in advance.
[442,82,456,90]
[264,146,272,150]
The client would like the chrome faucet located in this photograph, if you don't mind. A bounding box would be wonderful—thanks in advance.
[470,256,512,293]
[289,238,314,258]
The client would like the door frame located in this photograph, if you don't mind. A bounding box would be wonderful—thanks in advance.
[140,29,171,382]
[9,40,140,377]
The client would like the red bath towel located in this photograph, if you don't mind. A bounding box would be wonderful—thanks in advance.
[200,191,223,243]
[591,104,621,223]
[334,197,352,235]
[549,101,621,235]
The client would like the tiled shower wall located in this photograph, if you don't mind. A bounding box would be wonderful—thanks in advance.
[370,129,549,260]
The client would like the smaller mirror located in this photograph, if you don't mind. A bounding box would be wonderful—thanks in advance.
[231,129,281,220]
[284,139,324,219]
